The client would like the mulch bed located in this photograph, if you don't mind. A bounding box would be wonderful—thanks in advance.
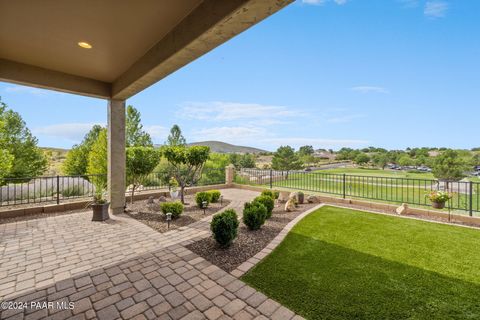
[125,195,231,233]
[186,202,318,272]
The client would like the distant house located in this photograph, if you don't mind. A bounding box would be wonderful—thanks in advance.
[314,150,337,160]
[428,151,440,157]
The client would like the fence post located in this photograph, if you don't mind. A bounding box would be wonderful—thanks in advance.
[343,174,346,199]
[269,170,273,189]
[56,175,60,205]
[225,164,235,186]
[469,181,473,217]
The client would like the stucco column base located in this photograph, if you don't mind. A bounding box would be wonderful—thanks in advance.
[107,99,126,214]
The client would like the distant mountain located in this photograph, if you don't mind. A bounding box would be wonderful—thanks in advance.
[186,141,268,154]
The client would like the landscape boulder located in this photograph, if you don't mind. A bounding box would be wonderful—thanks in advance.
[285,199,296,212]
[278,191,290,203]
[307,195,320,203]
[158,196,167,202]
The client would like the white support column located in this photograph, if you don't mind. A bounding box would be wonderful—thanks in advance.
[107,99,126,214]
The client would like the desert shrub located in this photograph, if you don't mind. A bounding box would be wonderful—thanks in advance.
[261,189,274,199]
[210,209,239,248]
[253,195,274,219]
[160,201,184,219]
[61,185,84,197]
[207,190,221,203]
[195,191,212,208]
[243,202,267,230]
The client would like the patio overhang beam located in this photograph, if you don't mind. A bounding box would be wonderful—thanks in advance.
[112,0,292,100]
[0,59,111,99]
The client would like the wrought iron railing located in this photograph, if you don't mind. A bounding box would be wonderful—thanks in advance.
[236,168,480,216]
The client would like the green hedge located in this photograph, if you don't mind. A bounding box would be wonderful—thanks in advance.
[243,201,267,230]
[211,209,239,247]
[160,201,184,219]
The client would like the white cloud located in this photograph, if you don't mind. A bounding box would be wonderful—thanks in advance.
[334,0,347,5]
[33,123,103,143]
[327,114,365,123]
[4,84,62,96]
[351,86,390,94]
[424,1,448,18]
[144,125,168,143]
[178,101,300,122]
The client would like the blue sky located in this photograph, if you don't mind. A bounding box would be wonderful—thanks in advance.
[1,0,479,151]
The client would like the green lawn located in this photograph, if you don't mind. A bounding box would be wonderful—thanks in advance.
[316,167,435,179]
[242,206,480,320]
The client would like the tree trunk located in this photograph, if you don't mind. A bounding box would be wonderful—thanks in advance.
[131,185,135,204]
[180,185,185,204]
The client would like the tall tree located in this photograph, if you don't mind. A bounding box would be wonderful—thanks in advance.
[298,145,314,157]
[166,124,186,146]
[87,128,108,191]
[163,145,210,203]
[0,98,47,178]
[271,146,302,171]
[432,150,467,181]
[372,153,388,169]
[126,105,152,147]
[62,125,103,175]
[126,147,161,203]
[355,153,370,166]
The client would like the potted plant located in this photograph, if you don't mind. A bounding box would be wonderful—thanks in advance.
[169,177,179,199]
[91,191,110,221]
[426,191,452,209]
[297,191,304,204]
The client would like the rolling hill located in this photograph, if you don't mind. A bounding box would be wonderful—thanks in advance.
[186,141,268,154]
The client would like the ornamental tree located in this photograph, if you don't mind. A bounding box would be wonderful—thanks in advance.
[163,145,210,204]
[432,149,467,182]
[126,147,161,203]
[271,146,303,171]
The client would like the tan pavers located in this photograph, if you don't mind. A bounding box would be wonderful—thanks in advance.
[0,189,301,320]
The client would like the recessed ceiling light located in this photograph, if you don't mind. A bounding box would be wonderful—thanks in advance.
[78,41,92,49]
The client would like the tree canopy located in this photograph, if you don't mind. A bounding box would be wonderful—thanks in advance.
[126,147,161,203]
[62,125,103,176]
[163,145,210,203]
[0,97,47,178]
[166,124,186,146]
[126,105,153,147]
[432,150,467,181]
[271,146,302,171]
[87,128,108,191]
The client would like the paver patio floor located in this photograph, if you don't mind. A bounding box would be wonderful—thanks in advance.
[0,189,303,320]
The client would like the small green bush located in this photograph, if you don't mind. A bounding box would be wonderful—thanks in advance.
[61,185,85,197]
[207,190,221,203]
[273,190,280,199]
[160,201,184,219]
[210,209,239,247]
[253,195,274,219]
[243,202,267,230]
[195,191,212,208]
[261,189,274,199]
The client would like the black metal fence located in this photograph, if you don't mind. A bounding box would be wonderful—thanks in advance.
[0,168,225,208]
[236,168,480,216]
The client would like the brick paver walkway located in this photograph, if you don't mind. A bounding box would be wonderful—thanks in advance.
[0,189,305,320]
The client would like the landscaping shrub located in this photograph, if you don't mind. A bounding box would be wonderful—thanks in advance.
[261,189,274,199]
[207,190,221,203]
[243,202,267,230]
[253,195,274,218]
[160,201,184,219]
[61,185,84,197]
[195,191,212,208]
[210,209,239,247]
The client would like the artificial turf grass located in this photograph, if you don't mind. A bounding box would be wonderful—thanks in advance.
[241,206,480,320]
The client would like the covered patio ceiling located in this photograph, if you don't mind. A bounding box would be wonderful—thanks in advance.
[0,0,292,100]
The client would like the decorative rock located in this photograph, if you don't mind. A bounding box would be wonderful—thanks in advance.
[284,199,296,212]
[396,203,408,215]
[158,196,167,202]
[307,195,319,203]
[278,191,290,203]
[147,196,154,204]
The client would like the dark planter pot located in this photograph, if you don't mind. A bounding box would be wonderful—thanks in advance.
[432,201,446,209]
[298,193,304,204]
[92,203,110,221]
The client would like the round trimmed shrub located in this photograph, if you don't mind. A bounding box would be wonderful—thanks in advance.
[261,189,274,199]
[210,209,239,247]
[160,201,184,219]
[207,190,221,203]
[195,191,212,208]
[243,202,267,230]
[253,195,274,219]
